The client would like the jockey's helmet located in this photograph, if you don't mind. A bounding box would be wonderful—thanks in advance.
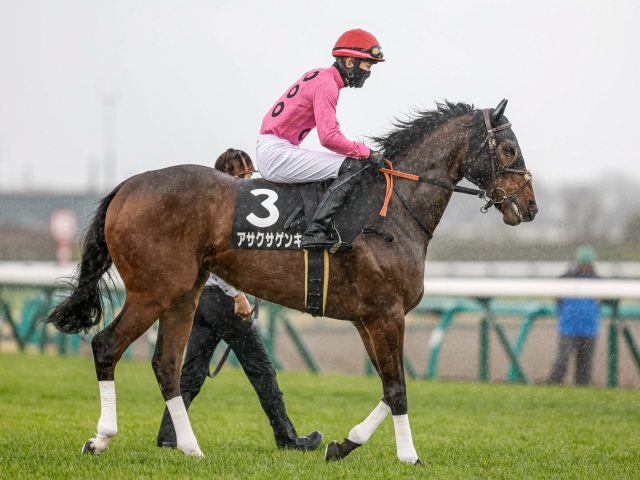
[332,29,384,63]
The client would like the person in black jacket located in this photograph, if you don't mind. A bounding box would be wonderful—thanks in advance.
[156,148,322,451]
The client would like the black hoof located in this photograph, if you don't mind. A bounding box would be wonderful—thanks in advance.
[415,458,424,466]
[157,441,177,449]
[81,440,95,455]
[324,438,361,461]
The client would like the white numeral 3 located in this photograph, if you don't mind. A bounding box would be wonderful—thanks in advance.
[246,189,279,227]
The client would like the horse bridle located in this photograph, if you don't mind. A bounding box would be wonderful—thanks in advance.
[374,108,534,241]
[467,109,533,213]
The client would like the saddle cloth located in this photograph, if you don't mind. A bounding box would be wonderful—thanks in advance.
[230,175,380,250]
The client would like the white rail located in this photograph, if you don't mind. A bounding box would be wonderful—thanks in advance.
[2,262,640,300]
[0,262,124,288]
[423,278,640,300]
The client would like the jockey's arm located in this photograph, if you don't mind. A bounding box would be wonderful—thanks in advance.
[312,83,370,159]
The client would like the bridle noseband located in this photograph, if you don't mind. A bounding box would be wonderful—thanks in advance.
[467,109,533,213]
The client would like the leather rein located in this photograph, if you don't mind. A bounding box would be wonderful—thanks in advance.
[377,108,533,239]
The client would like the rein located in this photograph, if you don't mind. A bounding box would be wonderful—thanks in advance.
[375,108,533,237]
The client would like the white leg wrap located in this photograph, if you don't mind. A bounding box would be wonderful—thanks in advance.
[347,400,391,445]
[80,381,118,454]
[393,414,419,464]
[97,381,117,438]
[166,396,202,457]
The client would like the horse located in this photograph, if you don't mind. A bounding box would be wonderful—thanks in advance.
[47,99,537,464]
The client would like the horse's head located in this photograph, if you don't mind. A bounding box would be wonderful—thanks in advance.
[462,100,538,226]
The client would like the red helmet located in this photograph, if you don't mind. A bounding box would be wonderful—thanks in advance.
[332,29,385,62]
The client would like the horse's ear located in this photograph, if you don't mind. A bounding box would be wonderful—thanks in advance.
[491,99,508,126]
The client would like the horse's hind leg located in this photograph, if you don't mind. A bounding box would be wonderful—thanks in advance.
[82,299,167,455]
[151,268,208,457]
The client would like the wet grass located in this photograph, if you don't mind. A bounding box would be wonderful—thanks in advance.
[0,352,639,479]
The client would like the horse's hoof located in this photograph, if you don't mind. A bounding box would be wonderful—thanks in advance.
[186,446,205,458]
[324,441,339,461]
[324,439,361,461]
[81,438,102,455]
[81,435,113,455]
[398,456,423,465]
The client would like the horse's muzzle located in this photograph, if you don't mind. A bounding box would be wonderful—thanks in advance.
[524,200,538,221]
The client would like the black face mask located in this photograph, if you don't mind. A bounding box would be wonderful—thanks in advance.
[334,59,371,88]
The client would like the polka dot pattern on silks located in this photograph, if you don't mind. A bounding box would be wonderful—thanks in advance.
[298,128,311,141]
[270,71,320,121]
[303,71,319,81]
[271,102,284,118]
[287,85,299,98]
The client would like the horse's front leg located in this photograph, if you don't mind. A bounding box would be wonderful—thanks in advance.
[325,315,421,465]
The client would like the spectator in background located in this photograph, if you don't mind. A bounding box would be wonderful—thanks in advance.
[548,246,600,386]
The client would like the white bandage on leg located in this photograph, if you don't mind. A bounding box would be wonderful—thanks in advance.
[166,396,201,456]
[97,381,117,438]
[347,400,391,445]
[393,414,419,464]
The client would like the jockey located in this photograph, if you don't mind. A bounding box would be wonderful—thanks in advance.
[257,28,385,250]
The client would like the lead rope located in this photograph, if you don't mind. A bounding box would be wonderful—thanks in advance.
[208,297,260,379]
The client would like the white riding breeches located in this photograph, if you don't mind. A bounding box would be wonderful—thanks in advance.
[256,134,346,183]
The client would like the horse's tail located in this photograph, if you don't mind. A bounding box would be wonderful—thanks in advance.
[46,183,124,335]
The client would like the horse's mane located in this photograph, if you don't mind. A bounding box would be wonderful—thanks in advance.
[370,100,475,159]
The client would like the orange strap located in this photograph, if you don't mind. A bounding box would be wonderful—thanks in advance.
[379,160,393,216]
[379,161,420,216]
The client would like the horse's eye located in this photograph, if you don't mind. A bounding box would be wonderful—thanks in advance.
[504,146,516,156]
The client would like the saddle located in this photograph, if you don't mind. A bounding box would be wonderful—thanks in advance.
[230,170,390,317]
[230,169,388,251]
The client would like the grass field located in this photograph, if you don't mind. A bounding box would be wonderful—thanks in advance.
[1,353,639,479]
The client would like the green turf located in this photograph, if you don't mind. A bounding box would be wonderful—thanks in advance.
[0,353,639,479]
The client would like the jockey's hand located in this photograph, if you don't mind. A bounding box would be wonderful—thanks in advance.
[367,150,385,169]
[234,293,252,321]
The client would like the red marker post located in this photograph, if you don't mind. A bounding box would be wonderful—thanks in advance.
[49,209,78,266]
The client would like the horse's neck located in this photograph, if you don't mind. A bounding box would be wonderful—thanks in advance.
[386,115,472,246]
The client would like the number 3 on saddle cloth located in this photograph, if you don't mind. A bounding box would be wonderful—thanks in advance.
[230,178,377,251]
[230,176,385,317]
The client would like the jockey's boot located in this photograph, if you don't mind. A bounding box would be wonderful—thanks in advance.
[269,404,323,451]
[301,158,364,251]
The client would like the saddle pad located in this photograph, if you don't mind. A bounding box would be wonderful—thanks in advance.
[231,180,306,250]
[230,177,370,250]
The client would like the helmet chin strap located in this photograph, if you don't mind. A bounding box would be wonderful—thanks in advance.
[334,58,371,88]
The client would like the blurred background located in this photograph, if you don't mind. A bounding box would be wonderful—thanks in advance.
[1,1,640,388]
[1,0,639,260]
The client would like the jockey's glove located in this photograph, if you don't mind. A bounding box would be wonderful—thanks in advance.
[367,150,385,169]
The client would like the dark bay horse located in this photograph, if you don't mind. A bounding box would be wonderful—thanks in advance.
[47,100,537,464]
